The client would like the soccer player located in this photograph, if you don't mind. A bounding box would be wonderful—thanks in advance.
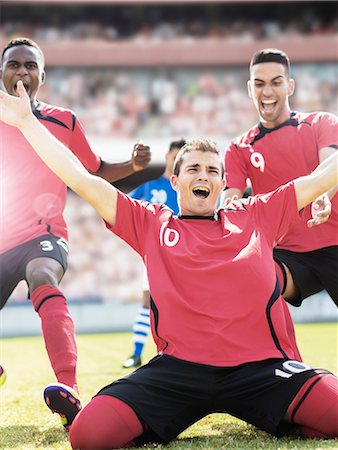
[0,38,151,430]
[222,48,338,307]
[0,86,337,446]
[123,138,186,369]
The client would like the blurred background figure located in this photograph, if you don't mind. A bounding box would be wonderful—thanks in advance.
[0,365,6,386]
[123,138,186,368]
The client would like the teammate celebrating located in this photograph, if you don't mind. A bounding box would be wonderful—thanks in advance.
[0,84,337,447]
[123,138,185,369]
[222,48,338,307]
[0,38,151,429]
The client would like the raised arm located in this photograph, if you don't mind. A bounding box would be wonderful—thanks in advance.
[0,81,118,226]
[294,151,338,212]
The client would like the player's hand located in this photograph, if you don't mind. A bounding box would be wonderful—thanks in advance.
[132,141,151,172]
[0,80,32,128]
[223,195,238,208]
[307,192,331,228]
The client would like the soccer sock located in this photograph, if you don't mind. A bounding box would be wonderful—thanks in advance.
[286,373,338,438]
[132,306,150,357]
[70,395,144,449]
[30,284,78,392]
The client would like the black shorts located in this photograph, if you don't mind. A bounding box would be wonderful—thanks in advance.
[96,354,323,444]
[0,234,68,309]
[274,246,338,307]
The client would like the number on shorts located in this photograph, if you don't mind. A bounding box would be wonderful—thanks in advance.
[275,360,312,379]
[57,237,69,253]
[40,240,54,252]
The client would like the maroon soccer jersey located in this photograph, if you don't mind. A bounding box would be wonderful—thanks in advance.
[224,112,338,252]
[0,102,100,254]
[108,183,301,366]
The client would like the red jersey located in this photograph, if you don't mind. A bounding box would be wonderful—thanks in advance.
[108,183,300,367]
[0,101,101,254]
[224,111,338,252]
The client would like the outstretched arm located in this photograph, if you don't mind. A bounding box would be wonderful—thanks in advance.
[96,142,151,183]
[294,152,338,212]
[0,81,118,226]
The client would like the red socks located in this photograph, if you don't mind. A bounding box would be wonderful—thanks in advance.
[30,284,78,391]
[70,395,144,449]
[286,373,338,438]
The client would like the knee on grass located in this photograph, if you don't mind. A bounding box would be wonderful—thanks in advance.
[70,395,143,449]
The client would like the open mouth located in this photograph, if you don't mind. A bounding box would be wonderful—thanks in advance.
[193,187,210,199]
[261,100,277,113]
[14,82,30,94]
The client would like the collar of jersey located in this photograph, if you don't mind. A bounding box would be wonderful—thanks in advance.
[258,111,297,133]
[178,213,218,221]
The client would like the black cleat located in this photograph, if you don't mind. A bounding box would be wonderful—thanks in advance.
[44,382,82,431]
[122,355,142,369]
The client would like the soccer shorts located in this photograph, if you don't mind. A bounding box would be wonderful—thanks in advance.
[96,354,325,444]
[0,234,68,309]
[274,245,338,306]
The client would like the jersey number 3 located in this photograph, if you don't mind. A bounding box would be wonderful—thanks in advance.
[40,238,69,253]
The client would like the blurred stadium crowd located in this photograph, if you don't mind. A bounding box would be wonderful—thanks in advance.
[5,0,337,304]
[1,2,336,42]
[36,65,337,141]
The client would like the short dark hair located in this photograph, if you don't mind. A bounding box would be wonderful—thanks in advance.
[169,138,186,152]
[173,139,224,177]
[2,37,45,66]
[249,48,290,76]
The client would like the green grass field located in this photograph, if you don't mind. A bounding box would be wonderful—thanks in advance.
[0,322,337,450]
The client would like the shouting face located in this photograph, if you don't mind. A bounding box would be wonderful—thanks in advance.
[171,150,225,216]
[1,44,45,107]
[248,62,295,129]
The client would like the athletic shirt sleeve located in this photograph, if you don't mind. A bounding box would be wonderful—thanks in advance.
[312,112,338,149]
[129,183,145,200]
[106,191,165,257]
[247,182,300,247]
[224,140,248,192]
[69,114,101,172]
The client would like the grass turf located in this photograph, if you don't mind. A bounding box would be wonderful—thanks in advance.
[0,322,337,449]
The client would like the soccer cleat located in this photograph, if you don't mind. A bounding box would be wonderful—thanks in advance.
[44,382,82,431]
[0,365,6,386]
[122,355,142,369]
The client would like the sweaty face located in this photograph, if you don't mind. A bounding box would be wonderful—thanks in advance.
[171,150,225,216]
[0,45,45,105]
[248,62,295,128]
